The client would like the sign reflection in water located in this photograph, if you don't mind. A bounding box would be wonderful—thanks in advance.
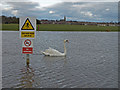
[18,65,35,88]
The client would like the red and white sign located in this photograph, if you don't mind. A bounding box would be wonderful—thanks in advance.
[22,47,33,54]
[24,39,31,46]
[22,39,33,47]
[22,39,33,54]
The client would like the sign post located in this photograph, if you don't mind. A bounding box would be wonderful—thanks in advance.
[20,17,36,66]
[26,54,29,66]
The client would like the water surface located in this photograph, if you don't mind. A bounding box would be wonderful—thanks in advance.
[2,31,118,88]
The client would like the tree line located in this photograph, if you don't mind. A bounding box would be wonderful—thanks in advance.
[0,15,41,24]
[1,15,19,24]
[1,15,119,24]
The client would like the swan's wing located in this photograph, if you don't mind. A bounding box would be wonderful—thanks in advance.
[45,47,62,55]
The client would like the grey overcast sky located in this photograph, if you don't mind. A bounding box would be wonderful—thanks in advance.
[0,0,119,22]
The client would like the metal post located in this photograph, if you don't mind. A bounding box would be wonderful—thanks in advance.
[26,54,30,66]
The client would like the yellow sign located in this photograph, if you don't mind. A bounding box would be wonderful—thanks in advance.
[21,31,35,38]
[21,18,34,30]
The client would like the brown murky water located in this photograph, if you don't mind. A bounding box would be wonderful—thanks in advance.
[2,31,118,88]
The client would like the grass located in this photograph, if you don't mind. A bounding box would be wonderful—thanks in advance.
[1,24,118,31]
[1,24,19,31]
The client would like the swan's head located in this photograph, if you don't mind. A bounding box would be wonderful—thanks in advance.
[64,39,69,43]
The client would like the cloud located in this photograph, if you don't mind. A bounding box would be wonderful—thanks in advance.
[105,8,110,11]
[45,2,118,21]
[3,7,13,11]
[49,10,55,14]
[81,11,93,17]
[11,10,18,16]
[2,2,41,16]
[62,0,119,2]
[1,1,118,22]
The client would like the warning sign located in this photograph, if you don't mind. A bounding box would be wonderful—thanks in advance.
[21,31,35,38]
[22,39,33,54]
[20,17,36,39]
[22,39,33,47]
[24,39,31,46]
[21,18,34,30]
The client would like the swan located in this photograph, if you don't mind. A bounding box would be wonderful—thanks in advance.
[41,39,69,56]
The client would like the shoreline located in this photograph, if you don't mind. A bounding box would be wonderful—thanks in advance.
[1,30,118,32]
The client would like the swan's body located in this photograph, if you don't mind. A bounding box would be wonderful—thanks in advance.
[41,40,69,56]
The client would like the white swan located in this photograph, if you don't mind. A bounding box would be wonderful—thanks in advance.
[41,39,69,56]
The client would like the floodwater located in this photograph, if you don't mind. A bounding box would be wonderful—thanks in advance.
[2,31,118,88]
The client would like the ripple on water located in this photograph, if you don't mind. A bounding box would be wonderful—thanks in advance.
[2,31,118,88]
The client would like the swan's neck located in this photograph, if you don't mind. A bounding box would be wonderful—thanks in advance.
[64,42,66,55]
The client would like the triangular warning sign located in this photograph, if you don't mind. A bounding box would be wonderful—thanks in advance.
[21,18,34,30]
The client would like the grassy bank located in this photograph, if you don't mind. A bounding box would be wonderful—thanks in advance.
[1,24,118,31]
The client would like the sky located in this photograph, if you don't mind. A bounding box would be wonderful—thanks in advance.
[0,0,119,22]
